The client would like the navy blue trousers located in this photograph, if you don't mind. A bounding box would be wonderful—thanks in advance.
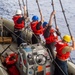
[31,34,40,44]
[15,31,24,47]
[54,57,68,75]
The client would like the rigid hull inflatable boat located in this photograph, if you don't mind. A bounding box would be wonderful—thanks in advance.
[0,18,75,75]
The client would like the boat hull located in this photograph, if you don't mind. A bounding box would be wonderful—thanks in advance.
[2,18,32,43]
[0,18,75,75]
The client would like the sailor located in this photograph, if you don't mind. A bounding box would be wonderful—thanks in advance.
[12,5,27,47]
[30,10,44,44]
[54,35,75,75]
[43,11,60,58]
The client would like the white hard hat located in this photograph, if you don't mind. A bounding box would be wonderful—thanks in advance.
[16,9,22,14]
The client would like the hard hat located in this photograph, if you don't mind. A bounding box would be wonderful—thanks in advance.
[63,35,71,42]
[32,16,39,21]
[43,22,48,28]
[16,9,22,15]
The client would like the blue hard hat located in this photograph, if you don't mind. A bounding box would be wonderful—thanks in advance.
[32,16,39,21]
[43,22,48,28]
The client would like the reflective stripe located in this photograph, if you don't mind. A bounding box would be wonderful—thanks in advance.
[46,62,51,75]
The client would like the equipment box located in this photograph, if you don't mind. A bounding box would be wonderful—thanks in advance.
[0,37,12,43]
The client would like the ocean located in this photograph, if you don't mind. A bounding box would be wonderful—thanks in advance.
[0,0,75,63]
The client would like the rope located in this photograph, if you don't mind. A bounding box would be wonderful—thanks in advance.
[51,1,57,28]
[51,0,62,39]
[18,0,22,11]
[26,0,29,17]
[58,0,72,36]
[36,0,41,14]
[36,0,43,22]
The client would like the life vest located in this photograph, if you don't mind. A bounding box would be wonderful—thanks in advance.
[30,21,43,35]
[44,28,58,44]
[5,53,20,75]
[6,53,18,65]
[7,65,20,75]
[12,15,25,29]
[55,41,70,60]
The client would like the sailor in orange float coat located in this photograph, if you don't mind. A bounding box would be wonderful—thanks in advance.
[30,10,44,44]
[54,35,75,75]
[43,11,60,58]
[12,5,27,47]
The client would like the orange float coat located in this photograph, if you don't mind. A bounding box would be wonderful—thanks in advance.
[30,21,43,35]
[12,15,25,29]
[44,28,58,44]
[55,41,70,60]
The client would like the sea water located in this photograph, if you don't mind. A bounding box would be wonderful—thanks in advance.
[0,0,75,63]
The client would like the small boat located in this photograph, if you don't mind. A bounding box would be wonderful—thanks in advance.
[0,17,75,75]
